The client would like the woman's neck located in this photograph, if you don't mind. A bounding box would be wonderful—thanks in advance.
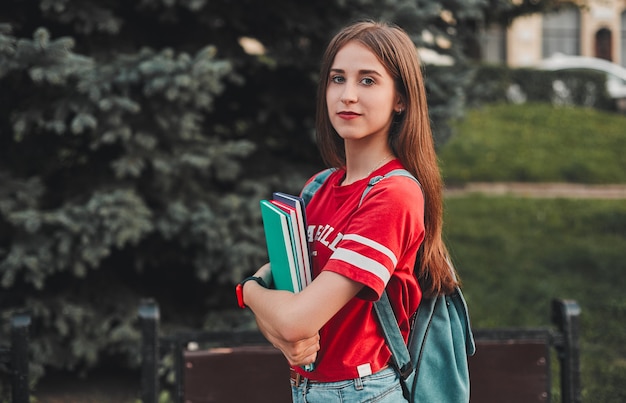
[342,145,394,186]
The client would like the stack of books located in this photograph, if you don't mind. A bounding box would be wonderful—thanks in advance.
[259,192,312,294]
[260,192,315,371]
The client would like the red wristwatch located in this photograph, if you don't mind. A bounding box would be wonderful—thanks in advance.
[236,276,268,309]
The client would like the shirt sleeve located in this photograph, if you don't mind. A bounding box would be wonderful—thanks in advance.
[322,176,425,300]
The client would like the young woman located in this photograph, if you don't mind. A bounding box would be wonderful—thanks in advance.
[238,20,459,402]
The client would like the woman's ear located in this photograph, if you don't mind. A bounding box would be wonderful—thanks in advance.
[394,97,405,114]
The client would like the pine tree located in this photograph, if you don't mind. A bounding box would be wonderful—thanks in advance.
[0,0,557,387]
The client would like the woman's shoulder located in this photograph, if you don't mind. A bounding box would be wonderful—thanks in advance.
[376,173,423,196]
[358,172,425,227]
[366,168,424,207]
[378,162,422,189]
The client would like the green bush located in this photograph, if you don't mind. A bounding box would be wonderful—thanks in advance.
[466,64,513,105]
[466,64,613,110]
[439,103,626,184]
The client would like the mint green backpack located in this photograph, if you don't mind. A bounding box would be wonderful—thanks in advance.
[302,168,476,402]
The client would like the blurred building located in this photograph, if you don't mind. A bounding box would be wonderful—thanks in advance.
[480,0,626,67]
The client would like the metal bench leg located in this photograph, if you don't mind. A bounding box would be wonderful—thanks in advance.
[139,299,160,403]
[552,299,582,403]
[11,313,30,403]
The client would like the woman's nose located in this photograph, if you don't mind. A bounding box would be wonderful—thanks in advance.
[340,83,357,104]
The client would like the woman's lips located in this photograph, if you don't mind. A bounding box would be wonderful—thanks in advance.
[338,111,360,120]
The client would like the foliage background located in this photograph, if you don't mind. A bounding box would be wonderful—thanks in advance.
[0,0,561,393]
[439,103,626,402]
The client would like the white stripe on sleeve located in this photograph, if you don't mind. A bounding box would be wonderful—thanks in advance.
[330,248,391,284]
[342,233,398,266]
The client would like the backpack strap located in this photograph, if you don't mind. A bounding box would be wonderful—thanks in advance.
[367,169,423,382]
[301,168,336,206]
[360,169,423,205]
[374,291,416,381]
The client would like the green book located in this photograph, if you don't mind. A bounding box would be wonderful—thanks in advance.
[260,200,301,293]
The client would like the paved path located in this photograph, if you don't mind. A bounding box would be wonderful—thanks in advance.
[445,183,626,199]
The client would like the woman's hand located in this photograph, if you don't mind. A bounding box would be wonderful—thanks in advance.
[256,316,320,367]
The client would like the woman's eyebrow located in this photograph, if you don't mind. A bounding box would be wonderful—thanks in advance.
[329,68,383,77]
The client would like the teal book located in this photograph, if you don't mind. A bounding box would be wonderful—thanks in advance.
[259,200,301,293]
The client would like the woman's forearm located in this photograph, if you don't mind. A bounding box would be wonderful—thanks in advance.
[254,313,320,367]
[244,269,363,342]
[245,281,314,341]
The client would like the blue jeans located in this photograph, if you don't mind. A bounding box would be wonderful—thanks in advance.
[291,367,408,403]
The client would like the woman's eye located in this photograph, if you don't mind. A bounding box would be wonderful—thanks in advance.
[331,75,345,84]
[361,77,375,85]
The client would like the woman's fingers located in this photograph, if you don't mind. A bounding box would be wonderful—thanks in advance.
[282,333,320,366]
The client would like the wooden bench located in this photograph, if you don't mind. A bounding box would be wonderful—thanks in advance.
[138,299,581,403]
[0,313,31,403]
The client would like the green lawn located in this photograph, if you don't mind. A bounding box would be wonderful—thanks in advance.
[444,196,626,402]
[440,104,626,402]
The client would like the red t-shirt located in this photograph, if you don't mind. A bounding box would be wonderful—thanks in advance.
[294,159,424,382]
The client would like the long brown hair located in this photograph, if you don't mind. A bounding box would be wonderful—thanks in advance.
[315,20,458,296]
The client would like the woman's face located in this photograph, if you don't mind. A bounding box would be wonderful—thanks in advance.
[326,40,402,144]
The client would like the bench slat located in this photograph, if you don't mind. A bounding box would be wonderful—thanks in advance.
[469,340,550,403]
[183,346,291,403]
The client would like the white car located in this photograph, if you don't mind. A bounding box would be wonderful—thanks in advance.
[536,54,626,110]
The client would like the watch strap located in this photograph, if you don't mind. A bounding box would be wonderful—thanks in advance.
[236,276,268,309]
